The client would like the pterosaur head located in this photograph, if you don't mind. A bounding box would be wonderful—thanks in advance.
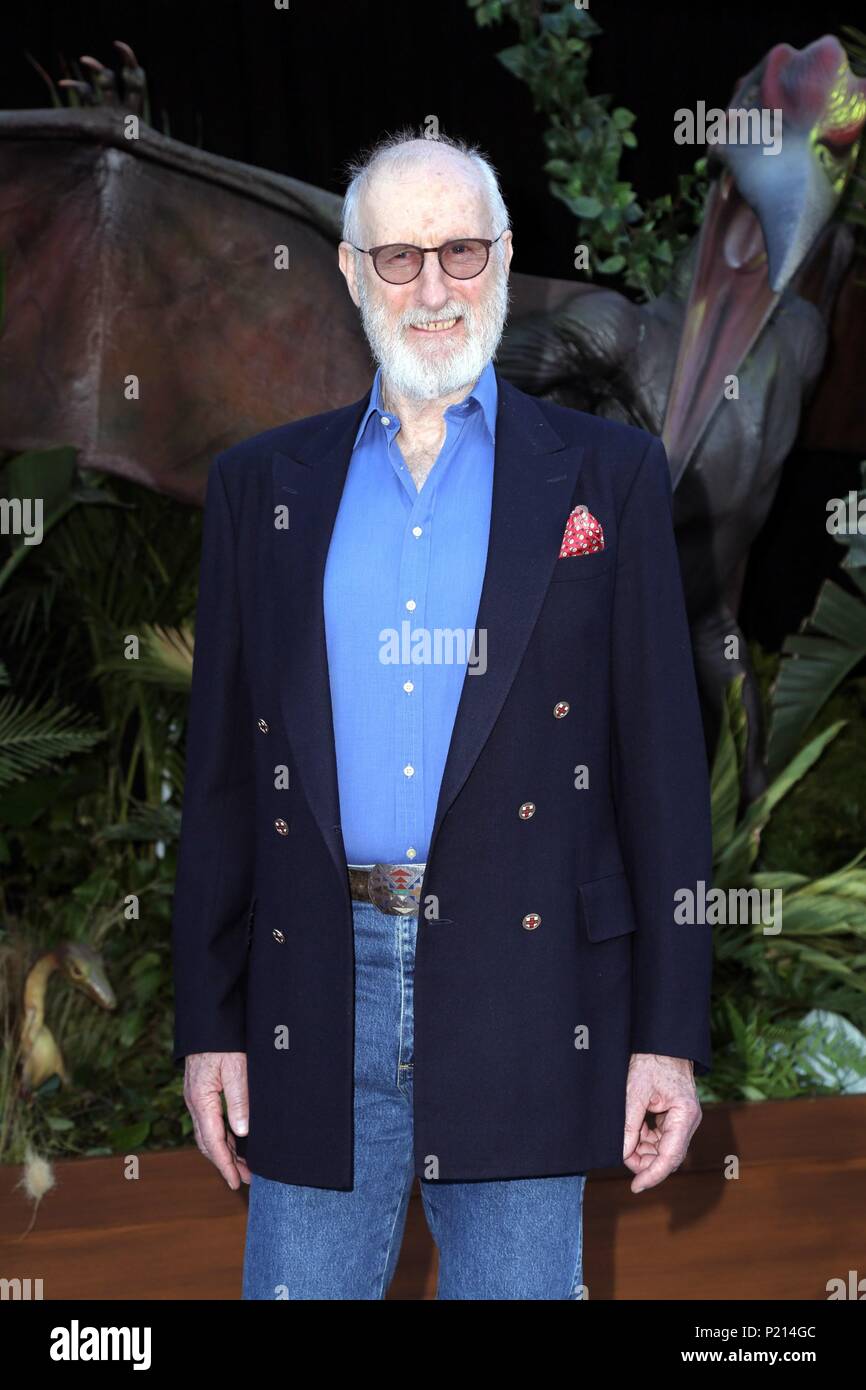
[663,35,866,483]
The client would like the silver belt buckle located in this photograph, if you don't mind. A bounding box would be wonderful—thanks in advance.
[367,862,424,915]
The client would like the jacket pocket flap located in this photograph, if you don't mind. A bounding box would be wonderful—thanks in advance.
[577,872,638,941]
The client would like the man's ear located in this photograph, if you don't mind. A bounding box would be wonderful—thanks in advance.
[338,242,361,307]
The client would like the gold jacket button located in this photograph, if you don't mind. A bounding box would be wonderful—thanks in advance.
[272,929,285,944]
[522,912,541,931]
[518,802,536,819]
[553,701,570,718]
[274,818,289,835]
[257,718,269,733]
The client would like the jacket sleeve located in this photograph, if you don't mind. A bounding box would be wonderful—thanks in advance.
[170,453,256,1064]
[610,435,714,1075]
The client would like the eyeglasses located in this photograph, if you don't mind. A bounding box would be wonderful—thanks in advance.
[348,232,505,284]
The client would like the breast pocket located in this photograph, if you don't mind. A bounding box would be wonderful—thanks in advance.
[577,872,637,941]
[549,550,613,582]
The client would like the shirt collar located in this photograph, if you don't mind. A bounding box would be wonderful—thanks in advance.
[353,359,498,447]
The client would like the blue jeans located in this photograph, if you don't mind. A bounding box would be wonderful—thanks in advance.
[242,898,587,1299]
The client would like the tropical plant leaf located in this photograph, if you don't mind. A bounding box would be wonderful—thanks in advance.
[94,622,194,691]
[99,802,182,843]
[767,564,866,776]
[710,674,748,859]
[0,691,105,791]
[717,724,845,887]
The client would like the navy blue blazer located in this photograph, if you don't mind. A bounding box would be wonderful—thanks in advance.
[170,369,714,1189]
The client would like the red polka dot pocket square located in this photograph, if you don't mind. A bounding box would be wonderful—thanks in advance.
[558,503,605,558]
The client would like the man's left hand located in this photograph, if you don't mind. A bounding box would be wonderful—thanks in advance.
[622,1053,701,1193]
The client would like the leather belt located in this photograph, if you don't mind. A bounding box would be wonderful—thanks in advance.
[348,862,426,915]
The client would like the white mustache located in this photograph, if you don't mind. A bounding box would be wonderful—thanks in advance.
[403,308,467,327]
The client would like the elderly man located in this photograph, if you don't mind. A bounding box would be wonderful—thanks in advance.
[171,129,714,1300]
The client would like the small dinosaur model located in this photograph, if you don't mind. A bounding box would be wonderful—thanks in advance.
[19,942,116,1093]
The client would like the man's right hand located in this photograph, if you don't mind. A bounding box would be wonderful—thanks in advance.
[183,1052,251,1189]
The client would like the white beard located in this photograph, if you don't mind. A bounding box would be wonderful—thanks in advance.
[356,257,511,402]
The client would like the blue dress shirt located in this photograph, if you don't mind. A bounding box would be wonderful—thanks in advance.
[323,359,498,865]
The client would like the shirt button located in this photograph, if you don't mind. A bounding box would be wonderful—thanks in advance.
[380,415,391,426]
[406,847,417,859]
[272,929,285,944]
[403,680,414,692]
[553,701,570,719]
[412,526,422,537]
[257,718,269,734]
[518,802,536,819]
[274,818,289,835]
[522,912,541,931]
[403,764,415,777]
[406,599,417,611]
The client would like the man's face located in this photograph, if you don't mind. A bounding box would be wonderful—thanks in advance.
[339,157,513,402]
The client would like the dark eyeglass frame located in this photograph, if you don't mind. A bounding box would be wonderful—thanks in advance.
[348,231,506,283]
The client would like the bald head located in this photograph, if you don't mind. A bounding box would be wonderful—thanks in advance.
[341,130,510,255]
[349,140,499,253]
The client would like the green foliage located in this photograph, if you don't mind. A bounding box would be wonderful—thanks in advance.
[712,675,846,888]
[701,999,866,1102]
[0,465,203,1165]
[467,0,709,298]
[762,674,866,878]
[767,461,866,775]
[701,675,866,1102]
[0,663,105,793]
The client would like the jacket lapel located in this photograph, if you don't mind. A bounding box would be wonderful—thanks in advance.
[271,370,587,883]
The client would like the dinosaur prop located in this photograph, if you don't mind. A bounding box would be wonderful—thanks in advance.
[496,35,866,796]
[0,37,864,796]
[19,941,116,1093]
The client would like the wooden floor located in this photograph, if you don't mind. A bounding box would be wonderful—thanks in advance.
[1,1096,863,1299]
